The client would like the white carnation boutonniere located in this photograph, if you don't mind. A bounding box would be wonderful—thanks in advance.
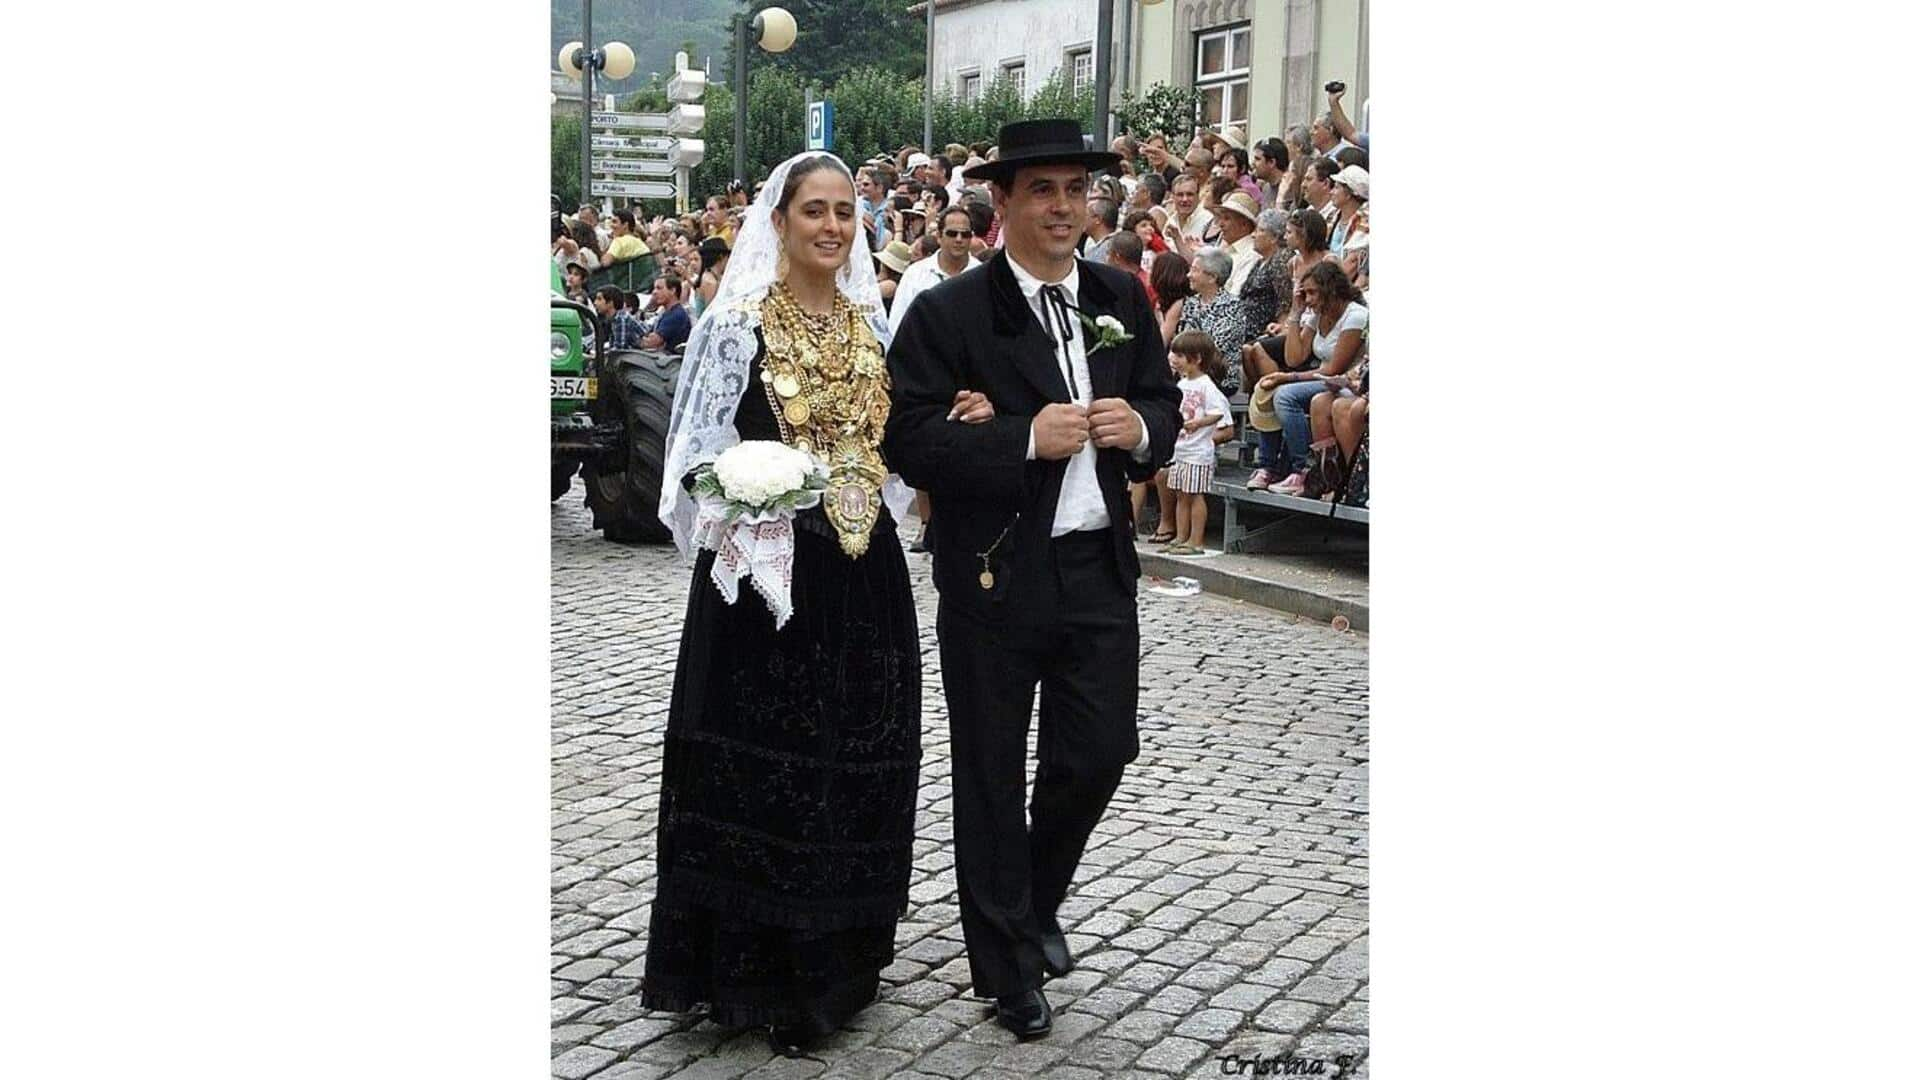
[1079,311,1133,357]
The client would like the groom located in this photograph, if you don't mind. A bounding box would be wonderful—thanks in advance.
[884,119,1181,1037]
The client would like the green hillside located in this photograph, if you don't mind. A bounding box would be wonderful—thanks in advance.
[551,0,736,90]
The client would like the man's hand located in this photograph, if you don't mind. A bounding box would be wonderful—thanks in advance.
[947,389,995,424]
[1087,397,1144,450]
[642,333,664,349]
[1033,402,1092,460]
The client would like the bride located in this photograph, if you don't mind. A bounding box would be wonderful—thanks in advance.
[641,151,991,1055]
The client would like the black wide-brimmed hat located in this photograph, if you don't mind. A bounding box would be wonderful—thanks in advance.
[964,119,1122,187]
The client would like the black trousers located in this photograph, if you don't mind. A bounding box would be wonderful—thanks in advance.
[936,527,1141,998]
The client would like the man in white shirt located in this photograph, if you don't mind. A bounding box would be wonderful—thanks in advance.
[1163,174,1214,255]
[890,206,980,334]
[883,118,1181,1043]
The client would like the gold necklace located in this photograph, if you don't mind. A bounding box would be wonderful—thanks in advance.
[758,282,890,558]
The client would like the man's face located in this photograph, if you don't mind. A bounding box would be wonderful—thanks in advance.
[566,267,586,290]
[592,295,613,318]
[652,279,674,307]
[1172,180,1198,216]
[1251,148,1279,180]
[1087,198,1113,234]
[1311,120,1336,151]
[580,207,598,227]
[860,172,883,202]
[937,210,973,260]
[1185,148,1210,178]
[1304,172,1331,204]
[996,164,1089,266]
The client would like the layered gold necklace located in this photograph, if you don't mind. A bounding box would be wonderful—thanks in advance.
[758,281,890,558]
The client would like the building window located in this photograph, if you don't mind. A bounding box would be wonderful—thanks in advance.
[1001,61,1026,100]
[1067,48,1092,95]
[958,71,981,104]
[1194,24,1251,132]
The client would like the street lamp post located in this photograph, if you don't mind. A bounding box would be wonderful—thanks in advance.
[732,6,798,185]
[559,0,635,209]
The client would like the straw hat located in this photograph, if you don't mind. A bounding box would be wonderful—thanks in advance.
[874,240,914,275]
[1248,379,1284,433]
[1216,190,1261,227]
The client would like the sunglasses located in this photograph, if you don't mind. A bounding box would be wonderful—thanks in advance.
[942,229,973,239]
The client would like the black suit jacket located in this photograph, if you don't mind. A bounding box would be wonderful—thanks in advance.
[884,250,1182,624]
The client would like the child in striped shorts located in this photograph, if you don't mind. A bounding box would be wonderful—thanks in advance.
[1164,330,1234,555]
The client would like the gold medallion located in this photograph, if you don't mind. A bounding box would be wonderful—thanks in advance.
[772,372,801,399]
[784,398,811,426]
[979,570,995,590]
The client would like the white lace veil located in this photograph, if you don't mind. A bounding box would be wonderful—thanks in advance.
[659,150,912,560]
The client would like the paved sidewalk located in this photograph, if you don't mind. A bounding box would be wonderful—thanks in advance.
[552,497,1371,1079]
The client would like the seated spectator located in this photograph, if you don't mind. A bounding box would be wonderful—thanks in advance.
[1310,111,1363,168]
[1235,209,1290,387]
[593,284,647,350]
[1327,166,1369,257]
[604,210,650,265]
[641,274,692,352]
[1305,360,1369,504]
[1163,174,1213,256]
[1242,206,1336,376]
[1326,84,1370,165]
[1250,137,1289,207]
[1149,251,1192,352]
[1215,191,1263,293]
[702,195,734,245]
[1343,231,1369,298]
[1108,231,1155,308]
[1082,196,1119,264]
[1217,146,1264,205]
[1279,124,1314,210]
[1176,245,1251,396]
[1246,261,1367,495]
[1129,171,1167,214]
[1124,210,1168,272]
[1302,158,1343,233]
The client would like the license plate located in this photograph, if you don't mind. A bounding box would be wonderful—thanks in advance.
[551,377,597,400]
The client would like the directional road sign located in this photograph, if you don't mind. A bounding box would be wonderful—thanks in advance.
[591,134,674,152]
[589,179,677,199]
[594,158,675,177]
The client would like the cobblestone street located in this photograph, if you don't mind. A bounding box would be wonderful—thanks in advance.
[552,492,1370,1079]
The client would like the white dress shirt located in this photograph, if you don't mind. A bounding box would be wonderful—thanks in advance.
[1004,253,1154,537]
[889,252,980,335]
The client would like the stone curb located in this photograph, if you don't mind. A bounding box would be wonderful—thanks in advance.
[1137,550,1369,633]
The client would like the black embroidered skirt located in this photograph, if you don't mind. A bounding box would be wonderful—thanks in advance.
[641,509,921,1033]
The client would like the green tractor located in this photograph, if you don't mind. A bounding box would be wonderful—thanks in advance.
[550,261,684,543]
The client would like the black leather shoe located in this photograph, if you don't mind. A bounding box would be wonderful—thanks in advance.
[994,989,1053,1038]
[768,1023,822,1057]
[1040,916,1075,977]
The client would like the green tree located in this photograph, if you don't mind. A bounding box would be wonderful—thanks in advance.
[828,65,925,167]
[552,113,582,208]
[724,0,926,91]
[1113,82,1203,145]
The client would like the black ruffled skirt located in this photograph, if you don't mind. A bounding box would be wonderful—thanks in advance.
[641,508,921,1034]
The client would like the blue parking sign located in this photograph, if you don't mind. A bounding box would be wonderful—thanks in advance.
[807,100,834,151]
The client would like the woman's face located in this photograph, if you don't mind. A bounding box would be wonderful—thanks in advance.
[1133,218,1156,244]
[774,168,858,277]
[1333,184,1357,210]
[1221,155,1241,179]
[673,234,693,257]
[1254,227,1279,256]
[1301,279,1323,310]
[1284,222,1304,250]
[1187,260,1214,293]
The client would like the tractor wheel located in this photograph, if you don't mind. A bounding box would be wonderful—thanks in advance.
[584,351,680,544]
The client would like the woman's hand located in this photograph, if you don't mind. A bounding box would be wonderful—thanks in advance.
[948,390,995,424]
[1257,372,1284,392]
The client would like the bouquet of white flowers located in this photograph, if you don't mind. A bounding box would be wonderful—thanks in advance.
[692,440,829,520]
[688,441,830,628]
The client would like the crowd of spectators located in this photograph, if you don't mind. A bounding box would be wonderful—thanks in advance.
[550,83,1370,516]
